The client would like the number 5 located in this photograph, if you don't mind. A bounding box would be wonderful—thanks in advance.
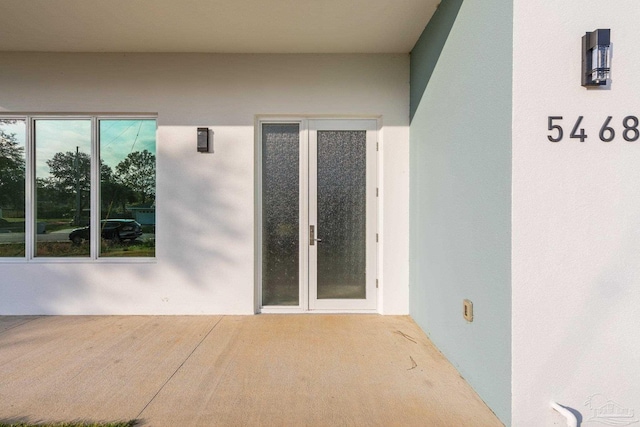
[548,116,563,142]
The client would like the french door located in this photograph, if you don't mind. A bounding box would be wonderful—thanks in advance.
[259,119,377,311]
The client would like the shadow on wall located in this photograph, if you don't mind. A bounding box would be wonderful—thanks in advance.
[567,406,583,426]
[0,53,410,313]
[538,253,640,425]
[158,125,250,289]
[5,125,249,314]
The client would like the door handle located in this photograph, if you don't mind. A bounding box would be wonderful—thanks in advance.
[310,225,323,245]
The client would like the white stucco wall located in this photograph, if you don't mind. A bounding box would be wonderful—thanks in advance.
[513,1,640,425]
[0,53,409,315]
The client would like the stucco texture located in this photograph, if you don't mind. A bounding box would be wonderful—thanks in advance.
[409,0,513,424]
[0,53,410,315]
[513,1,640,425]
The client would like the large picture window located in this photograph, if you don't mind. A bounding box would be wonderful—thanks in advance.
[0,115,156,260]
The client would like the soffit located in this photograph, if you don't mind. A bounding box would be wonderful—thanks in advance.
[0,0,438,53]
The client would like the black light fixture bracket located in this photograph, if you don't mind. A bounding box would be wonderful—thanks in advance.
[582,29,611,87]
[197,127,210,152]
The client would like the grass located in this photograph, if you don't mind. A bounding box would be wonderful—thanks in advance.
[0,243,25,257]
[99,248,155,257]
[36,242,90,257]
[0,422,137,427]
[101,240,155,257]
[1,218,25,223]
[0,242,91,258]
[0,241,154,258]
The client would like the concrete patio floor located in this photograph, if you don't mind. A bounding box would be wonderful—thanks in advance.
[0,315,502,426]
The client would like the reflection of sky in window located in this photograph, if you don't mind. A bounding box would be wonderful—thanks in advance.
[0,119,26,147]
[100,120,156,170]
[35,120,91,178]
[2,119,156,178]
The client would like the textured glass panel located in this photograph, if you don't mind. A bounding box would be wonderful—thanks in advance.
[262,124,300,305]
[35,120,91,257]
[317,131,366,299]
[99,120,156,257]
[0,119,26,257]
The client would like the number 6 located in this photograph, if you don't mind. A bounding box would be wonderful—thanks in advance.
[599,116,615,142]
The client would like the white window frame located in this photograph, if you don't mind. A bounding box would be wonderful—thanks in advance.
[0,113,157,263]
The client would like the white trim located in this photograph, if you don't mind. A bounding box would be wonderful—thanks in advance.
[259,307,307,314]
[0,258,157,264]
[300,121,310,311]
[374,117,383,312]
[260,308,378,314]
[91,116,99,259]
[25,117,34,260]
[253,116,261,313]
[0,112,158,118]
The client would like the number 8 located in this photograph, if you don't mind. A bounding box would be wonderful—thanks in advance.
[623,116,639,142]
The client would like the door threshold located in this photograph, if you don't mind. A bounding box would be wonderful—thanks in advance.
[259,308,378,314]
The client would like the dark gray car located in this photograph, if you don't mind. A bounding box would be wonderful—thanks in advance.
[69,219,142,244]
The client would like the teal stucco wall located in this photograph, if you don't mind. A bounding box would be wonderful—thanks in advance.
[409,0,512,424]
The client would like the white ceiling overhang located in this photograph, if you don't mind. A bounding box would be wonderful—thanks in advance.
[0,0,438,53]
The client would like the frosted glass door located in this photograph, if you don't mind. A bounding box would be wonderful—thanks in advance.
[261,124,301,306]
[309,120,377,310]
[316,130,366,299]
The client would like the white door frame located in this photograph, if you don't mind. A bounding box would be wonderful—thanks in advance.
[256,117,379,313]
[308,119,378,310]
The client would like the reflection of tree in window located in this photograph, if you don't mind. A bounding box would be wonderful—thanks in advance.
[0,119,26,257]
[0,120,25,213]
[115,149,156,205]
[40,150,91,225]
[101,165,136,217]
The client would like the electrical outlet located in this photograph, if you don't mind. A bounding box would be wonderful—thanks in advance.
[463,299,473,322]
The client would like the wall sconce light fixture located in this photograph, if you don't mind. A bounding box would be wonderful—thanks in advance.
[582,29,611,87]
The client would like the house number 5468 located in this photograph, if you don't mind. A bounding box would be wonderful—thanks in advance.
[547,116,640,142]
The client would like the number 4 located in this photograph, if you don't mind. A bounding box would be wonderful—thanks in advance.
[570,116,587,142]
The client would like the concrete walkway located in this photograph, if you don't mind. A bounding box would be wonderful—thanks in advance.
[0,315,502,426]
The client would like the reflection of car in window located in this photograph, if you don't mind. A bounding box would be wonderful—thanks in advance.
[69,219,143,244]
